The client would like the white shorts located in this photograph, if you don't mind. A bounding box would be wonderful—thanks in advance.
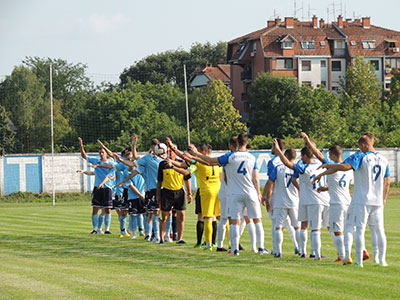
[345,203,355,229]
[268,209,274,220]
[228,191,262,220]
[275,207,300,228]
[354,204,384,229]
[322,205,329,227]
[329,204,348,233]
[218,191,228,219]
[298,204,326,230]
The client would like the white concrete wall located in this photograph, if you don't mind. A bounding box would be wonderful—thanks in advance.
[298,58,329,88]
[331,58,346,90]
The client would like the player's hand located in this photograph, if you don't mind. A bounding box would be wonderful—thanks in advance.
[88,164,97,169]
[300,132,309,142]
[114,153,121,161]
[317,186,328,193]
[187,194,192,204]
[116,182,124,187]
[76,169,84,173]
[78,137,83,145]
[187,144,198,155]
[166,158,173,167]
[132,135,138,146]
[312,174,322,184]
[139,194,145,201]
[97,139,104,146]
[261,196,266,206]
[266,202,272,212]
[273,139,281,152]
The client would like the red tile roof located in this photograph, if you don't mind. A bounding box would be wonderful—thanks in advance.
[192,64,231,83]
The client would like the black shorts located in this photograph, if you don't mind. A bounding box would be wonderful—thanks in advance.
[195,189,202,215]
[92,187,113,208]
[161,188,186,211]
[113,189,129,210]
[128,198,146,215]
[145,189,159,212]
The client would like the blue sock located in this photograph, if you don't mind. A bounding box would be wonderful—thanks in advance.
[128,215,134,232]
[91,214,98,231]
[143,215,148,234]
[166,216,172,235]
[119,216,123,233]
[153,215,160,240]
[105,214,111,231]
[138,214,144,233]
[97,215,104,232]
[147,220,153,238]
[121,216,127,234]
[132,215,138,233]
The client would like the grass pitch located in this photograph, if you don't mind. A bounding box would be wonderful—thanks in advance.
[0,192,399,300]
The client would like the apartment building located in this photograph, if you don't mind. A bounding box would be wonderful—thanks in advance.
[227,16,400,122]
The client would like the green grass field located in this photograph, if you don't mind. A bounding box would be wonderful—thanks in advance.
[0,191,399,300]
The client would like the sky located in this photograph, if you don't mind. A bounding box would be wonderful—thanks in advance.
[1,0,399,83]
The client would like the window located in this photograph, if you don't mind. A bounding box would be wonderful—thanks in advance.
[320,41,326,47]
[302,81,312,87]
[276,58,293,69]
[362,41,376,49]
[350,40,356,46]
[386,58,400,69]
[334,40,345,49]
[302,60,311,71]
[321,60,326,68]
[332,61,341,71]
[282,41,293,49]
[388,42,396,48]
[321,81,327,87]
[301,41,315,49]
[332,86,339,91]
[370,60,379,71]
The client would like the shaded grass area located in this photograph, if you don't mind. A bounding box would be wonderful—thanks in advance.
[0,195,399,299]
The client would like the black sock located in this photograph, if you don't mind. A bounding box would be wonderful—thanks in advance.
[196,221,204,245]
[172,216,177,235]
[212,221,217,245]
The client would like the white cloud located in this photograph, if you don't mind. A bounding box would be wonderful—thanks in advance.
[84,13,131,33]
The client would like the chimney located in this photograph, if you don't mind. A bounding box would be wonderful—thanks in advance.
[362,17,370,29]
[267,20,275,27]
[319,18,325,28]
[285,17,294,28]
[337,15,343,28]
[312,15,318,28]
[275,18,281,25]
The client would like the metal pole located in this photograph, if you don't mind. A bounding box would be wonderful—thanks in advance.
[50,64,55,206]
[184,64,190,145]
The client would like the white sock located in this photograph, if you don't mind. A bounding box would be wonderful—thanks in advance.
[255,222,265,250]
[344,225,354,260]
[286,224,298,250]
[239,219,246,236]
[335,235,345,260]
[247,222,257,252]
[271,220,276,254]
[299,229,308,255]
[295,229,300,251]
[376,225,387,264]
[217,218,228,248]
[310,231,315,255]
[330,231,336,246]
[370,225,379,262]
[311,231,321,259]
[355,226,365,265]
[275,229,283,255]
[230,224,239,253]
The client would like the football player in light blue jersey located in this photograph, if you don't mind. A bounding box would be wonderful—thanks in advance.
[78,137,115,234]
[317,135,390,267]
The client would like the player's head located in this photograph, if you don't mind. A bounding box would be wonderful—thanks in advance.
[272,138,285,154]
[328,145,342,162]
[284,148,296,161]
[237,132,249,148]
[150,138,160,153]
[99,148,108,160]
[206,144,212,155]
[300,146,314,163]
[358,135,372,153]
[122,146,133,160]
[362,132,375,145]
[197,144,208,155]
[229,136,238,152]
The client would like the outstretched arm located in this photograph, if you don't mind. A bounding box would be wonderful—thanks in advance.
[97,139,114,158]
[312,163,351,184]
[301,132,324,162]
[88,164,114,169]
[78,137,87,160]
[131,135,140,161]
[114,153,136,168]
[77,169,94,176]
[187,144,219,165]
[166,137,186,160]
[273,139,294,170]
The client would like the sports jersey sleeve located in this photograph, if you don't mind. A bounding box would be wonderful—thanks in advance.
[114,161,125,172]
[254,160,259,170]
[183,173,191,181]
[267,160,275,176]
[136,155,147,167]
[293,171,299,178]
[269,166,278,182]
[343,152,365,171]
[293,162,307,174]
[385,165,390,178]
[189,164,197,174]
[217,152,233,166]
[87,157,99,165]
[323,157,334,164]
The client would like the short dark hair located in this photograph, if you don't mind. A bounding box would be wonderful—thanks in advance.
[198,144,208,153]
[358,136,371,146]
[328,145,342,157]
[284,148,296,160]
[362,132,374,140]
[229,137,238,149]
[151,138,160,146]
[301,146,313,159]
[237,132,248,147]
[276,138,286,151]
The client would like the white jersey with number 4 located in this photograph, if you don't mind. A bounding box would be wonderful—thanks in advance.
[217,151,258,195]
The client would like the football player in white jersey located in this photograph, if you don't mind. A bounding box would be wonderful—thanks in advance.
[303,133,351,262]
[189,133,268,256]
[317,135,390,267]
[273,139,330,261]
[264,148,300,258]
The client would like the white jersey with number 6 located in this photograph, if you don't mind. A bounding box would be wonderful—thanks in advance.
[217,151,258,195]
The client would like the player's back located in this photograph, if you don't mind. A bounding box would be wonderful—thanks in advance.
[137,153,162,190]
[270,164,299,208]
[196,163,221,191]
[324,159,352,206]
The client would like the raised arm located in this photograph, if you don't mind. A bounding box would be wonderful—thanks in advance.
[312,163,352,184]
[166,137,186,160]
[301,132,324,162]
[78,137,87,160]
[131,135,140,161]
[273,139,294,170]
[188,144,219,165]
[168,158,188,169]
[114,153,136,168]
[97,139,114,158]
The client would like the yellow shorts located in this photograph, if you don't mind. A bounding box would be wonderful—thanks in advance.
[200,188,220,218]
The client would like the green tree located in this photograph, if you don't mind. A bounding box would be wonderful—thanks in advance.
[120,42,227,90]
[190,80,246,148]
[0,105,16,153]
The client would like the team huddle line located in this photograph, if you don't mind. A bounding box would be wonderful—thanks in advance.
[77,131,390,267]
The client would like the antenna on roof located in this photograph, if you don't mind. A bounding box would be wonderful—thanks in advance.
[307,4,317,20]
[293,0,303,19]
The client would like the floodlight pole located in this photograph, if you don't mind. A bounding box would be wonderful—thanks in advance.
[184,64,190,145]
[50,64,55,206]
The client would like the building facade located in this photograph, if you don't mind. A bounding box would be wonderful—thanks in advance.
[227,16,400,122]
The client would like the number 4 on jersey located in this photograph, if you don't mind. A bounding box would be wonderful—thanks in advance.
[237,161,247,175]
